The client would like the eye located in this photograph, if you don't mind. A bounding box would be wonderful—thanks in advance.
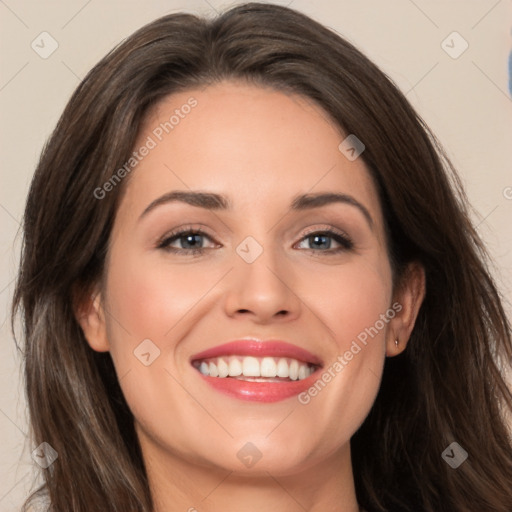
[295,227,354,254]
[156,225,354,257]
[157,226,217,256]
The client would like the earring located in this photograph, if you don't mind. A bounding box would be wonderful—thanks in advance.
[394,338,399,347]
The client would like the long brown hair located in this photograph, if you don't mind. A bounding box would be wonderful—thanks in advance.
[12,3,512,511]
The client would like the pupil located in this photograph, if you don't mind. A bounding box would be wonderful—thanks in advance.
[184,234,201,248]
[311,234,330,249]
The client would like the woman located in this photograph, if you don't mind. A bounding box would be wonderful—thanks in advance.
[12,2,512,511]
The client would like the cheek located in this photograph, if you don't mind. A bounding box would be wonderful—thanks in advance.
[101,249,204,445]
[101,245,230,393]
[309,255,393,348]
[104,248,209,344]
[296,256,392,435]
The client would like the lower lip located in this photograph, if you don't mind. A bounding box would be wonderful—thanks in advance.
[195,370,320,402]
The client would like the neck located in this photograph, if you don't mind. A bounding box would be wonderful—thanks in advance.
[140,433,360,512]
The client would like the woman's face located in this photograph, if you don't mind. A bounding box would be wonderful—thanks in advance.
[82,81,416,477]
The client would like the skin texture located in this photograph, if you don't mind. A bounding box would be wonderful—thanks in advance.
[78,81,425,512]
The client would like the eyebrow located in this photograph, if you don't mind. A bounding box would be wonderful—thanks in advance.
[139,190,374,229]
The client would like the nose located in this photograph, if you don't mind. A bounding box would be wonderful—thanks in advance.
[223,242,302,325]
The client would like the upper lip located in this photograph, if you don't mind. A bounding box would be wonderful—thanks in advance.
[190,339,324,367]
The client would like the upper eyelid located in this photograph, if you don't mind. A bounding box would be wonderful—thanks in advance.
[299,225,351,239]
[157,225,216,247]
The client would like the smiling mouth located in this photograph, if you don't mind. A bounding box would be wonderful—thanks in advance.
[192,355,319,381]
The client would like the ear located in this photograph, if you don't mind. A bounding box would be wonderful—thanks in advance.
[73,284,110,352]
[386,261,426,356]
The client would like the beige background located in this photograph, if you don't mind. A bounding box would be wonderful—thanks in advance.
[1,0,511,510]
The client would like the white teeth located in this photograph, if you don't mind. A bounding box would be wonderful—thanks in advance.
[276,358,289,377]
[289,359,299,380]
[208,361,218,377]
[217,357,229,378]
[260,357,277,377]
[242,356,260,377]
[228,358,242,377]
[196,355,315,381]
[200,361,209,376]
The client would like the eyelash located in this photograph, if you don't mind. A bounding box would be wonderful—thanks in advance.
[156,224,354,257]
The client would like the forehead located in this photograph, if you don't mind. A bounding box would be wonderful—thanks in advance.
[119,81,383,229]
